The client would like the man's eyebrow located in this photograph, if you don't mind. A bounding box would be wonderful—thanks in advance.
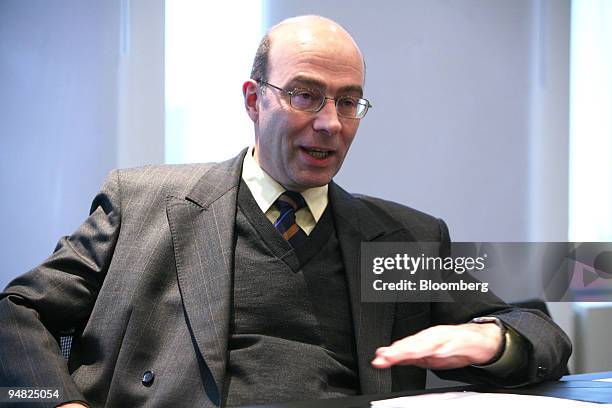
[337,84,363,97]
[287,76,364,97]
[286,76,325,89]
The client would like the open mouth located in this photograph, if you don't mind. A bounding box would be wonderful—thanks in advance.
[303,147,333,159]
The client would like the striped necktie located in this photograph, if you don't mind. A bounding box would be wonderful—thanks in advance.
[274,191,307,247]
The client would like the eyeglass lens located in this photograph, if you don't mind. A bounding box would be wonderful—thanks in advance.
[290,89,368,118]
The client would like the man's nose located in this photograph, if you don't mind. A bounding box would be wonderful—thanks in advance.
[313,99,342,135]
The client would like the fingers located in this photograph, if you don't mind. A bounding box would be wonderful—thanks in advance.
[371,323,503,370]
[372,329,447,368]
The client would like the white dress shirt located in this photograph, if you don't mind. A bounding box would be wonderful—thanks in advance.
[241,146,328,235]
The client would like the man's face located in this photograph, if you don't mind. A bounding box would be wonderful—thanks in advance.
[252,22,365,192]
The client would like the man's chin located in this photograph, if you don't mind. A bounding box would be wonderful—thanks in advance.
[287,176,333,192]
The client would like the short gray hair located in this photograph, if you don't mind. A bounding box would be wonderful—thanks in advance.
[250,34,271,82]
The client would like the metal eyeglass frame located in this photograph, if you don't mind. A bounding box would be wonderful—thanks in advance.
[257,80,372,119]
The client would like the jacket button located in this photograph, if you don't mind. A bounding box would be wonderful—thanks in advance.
[142,370,155,386]
[537,365,547,377]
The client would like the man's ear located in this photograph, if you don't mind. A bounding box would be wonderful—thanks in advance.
[243,80,259,123]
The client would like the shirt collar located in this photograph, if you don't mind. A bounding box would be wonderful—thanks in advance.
[241,146,328,222]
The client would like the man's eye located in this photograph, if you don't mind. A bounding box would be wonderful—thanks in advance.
[294,91,314,100]
[339,97,357,107]
[291,90,321,110]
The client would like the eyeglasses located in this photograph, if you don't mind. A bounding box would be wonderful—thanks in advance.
[257,80,372,119]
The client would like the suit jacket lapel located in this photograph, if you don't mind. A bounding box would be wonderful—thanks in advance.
[330,183,413,395]
[166,150,246,405]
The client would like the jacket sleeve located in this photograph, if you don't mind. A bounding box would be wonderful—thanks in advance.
[0,170,122,406]
[429,218,572,387]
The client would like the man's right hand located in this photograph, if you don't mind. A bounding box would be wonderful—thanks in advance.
[371,322,504,369]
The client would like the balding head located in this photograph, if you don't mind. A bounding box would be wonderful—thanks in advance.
[250,15,365,83]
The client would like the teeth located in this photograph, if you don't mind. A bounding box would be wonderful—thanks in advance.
[306,149,330,159]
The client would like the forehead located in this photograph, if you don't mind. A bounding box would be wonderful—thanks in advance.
[267,22,365,91]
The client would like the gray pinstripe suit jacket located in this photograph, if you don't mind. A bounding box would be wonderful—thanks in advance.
[0,149,571,407]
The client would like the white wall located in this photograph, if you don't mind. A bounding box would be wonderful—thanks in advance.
[0,0,164,289]
[0,0,120,288]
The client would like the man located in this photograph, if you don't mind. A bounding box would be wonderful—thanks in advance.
[0,15,570,408]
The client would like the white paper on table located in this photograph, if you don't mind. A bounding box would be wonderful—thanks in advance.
[370,391,612,408]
